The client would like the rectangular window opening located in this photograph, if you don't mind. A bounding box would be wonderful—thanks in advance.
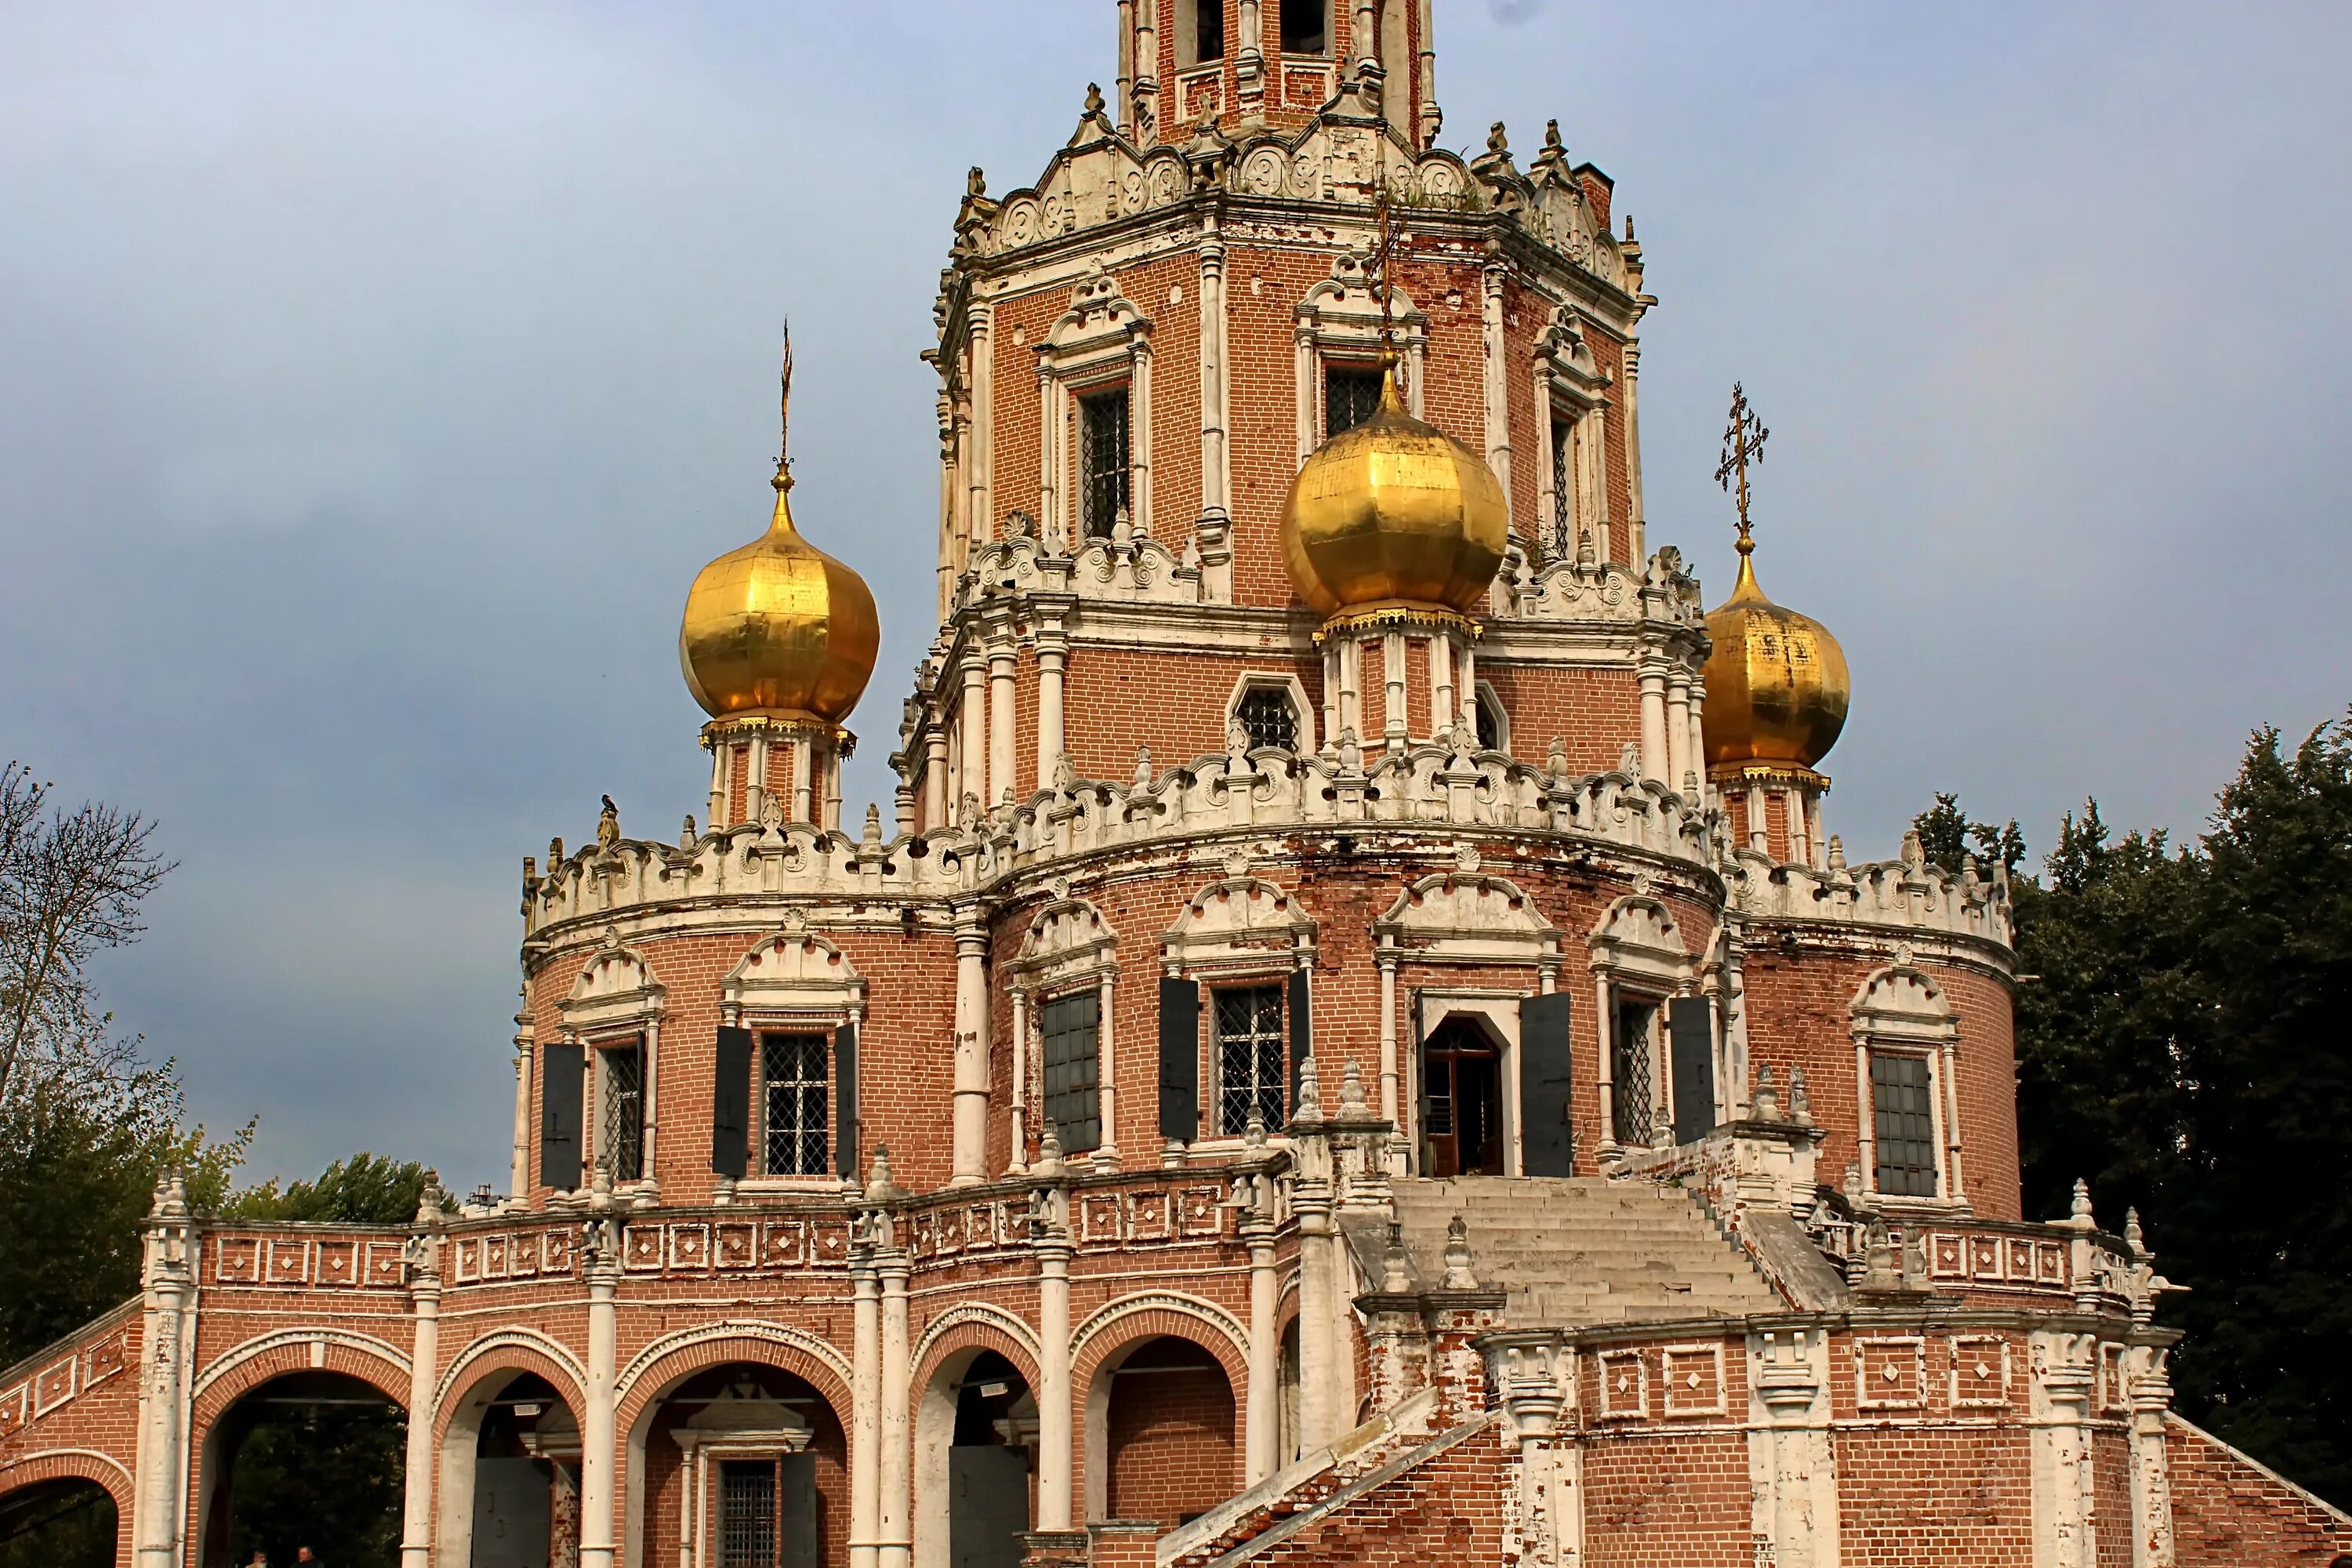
[1611,997,1656,1146]
[1187,0,1227,64]
[719,1459,779,1568]
[1871,1052,1939,1199]
[1324,363,1383,438]
[1550,416,1574,561]
[1279,0,1327,54]
[1079,387,1131,539]
[1214,984,1287,1136]
[1041,990,1103,1153]
[760,1033,831,1178]
[601,1042,644,1183]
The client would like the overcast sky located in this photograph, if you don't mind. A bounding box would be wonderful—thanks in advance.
[4,2,2346,1192]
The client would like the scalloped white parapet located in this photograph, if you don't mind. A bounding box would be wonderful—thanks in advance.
[1723,846,2014,947]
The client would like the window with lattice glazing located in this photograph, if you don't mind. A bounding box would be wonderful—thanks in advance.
[1234,685,1298,752]
[1079,387,1131,538]
[602,1041,644,1181]
[1215,984,1287,1136]
[1871,1052,1939,1198]
[760,1033,829,1178]
[720,1459,778,1568]
[1549,416,1574,561]
[1612,997,1655,1145]
[1041,990,1102,1152]
[1324,364,1383,437]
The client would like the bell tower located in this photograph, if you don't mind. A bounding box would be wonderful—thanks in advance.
[1115,0,1440,148]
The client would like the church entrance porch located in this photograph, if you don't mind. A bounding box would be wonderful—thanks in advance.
[635,1363,844,1568]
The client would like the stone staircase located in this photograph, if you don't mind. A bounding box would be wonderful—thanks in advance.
[1386,1176,1785,1325]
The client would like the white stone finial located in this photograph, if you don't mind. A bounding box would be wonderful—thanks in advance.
[2069,1178,2095,1229]
[1382,1223,1412,1293]
[1294,1053,1323,1122]
[1443,1214,1479,1290]
[1338,1058,1367,1112]
[1752,1062,1781,1122]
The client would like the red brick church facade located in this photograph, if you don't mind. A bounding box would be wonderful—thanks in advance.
[5,5,2347,1566]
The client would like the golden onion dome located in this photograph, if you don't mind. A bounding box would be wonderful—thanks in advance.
[1279,368,1510,619]
[679,454,880,727]
[1700,534,1850,772]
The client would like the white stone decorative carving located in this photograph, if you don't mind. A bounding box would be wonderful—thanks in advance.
[1161,874,1319,975]
[561,943,666,1035]
[1008,895,1117,991]
[1375,871,1562,968]
[721,931,867,1017]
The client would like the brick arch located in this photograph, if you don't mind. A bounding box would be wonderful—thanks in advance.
[911,1305,1044,1399]
[1070,1296,1250,1400]
[189,1329,412,1432]
[430,1336,587,1449]
[0,1449,130,1568]
[613,1325,855,1439]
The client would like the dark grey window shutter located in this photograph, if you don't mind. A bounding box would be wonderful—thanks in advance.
[834,1021,859,1178]
[712,1025,753,1178]
[539,1041,584,1192]
[780,1451,819,1568]
[1668,996,1718,1147]
[1287,967,1312,1116]
[1520,992,1575,1177]
[1158,977,1201,1142]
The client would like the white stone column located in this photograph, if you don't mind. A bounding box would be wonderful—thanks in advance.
[1805,792,1825,870]
[1941,1034,1967,1203]
[1036,1220,1075,1530]
[1199,219,1230,516]
[1481,263,1512,498]
[1095,971,1120,1167]
[1035,624,1068,792]
[132,1178,194,1568]
[1621,340,1646,568]
[1638,662,1669,783]
[1428,636,1454,742]
[1338,637,1362,739]
[1687,685,1709,801]
[1414,0,1439,147]
[790,736,812,825]
[399,1224,442,1568]
[2031,1330,2100,1568]
[1321,645,1341,747]
[1243,1192,1279,1483]
[969,302,994,546]
[958,654,985,822]
[1747,782,1769,854]
[924,725,949,833]
[2128,1347,2177,1568]
[1455,637,1477,732]
[1666,670,1693,794]
[1748,1327,1840,1568]
[706,742,728,831]
[1133,2,1159,136]
[510,1011,533,1200]
[850,1255,882,1568]
[951,913,990,1185]
[1377,947,1400,1133]
[988,628,1018,811]
[1381,630,1407,751]
[1007,989,1030,1175]
[1294,1182,1337,1450]
[579,1234,619,1568]
[879,1250,912,1568]
[750,734,772,824]
[1595,975,1617,1152]
[1116,0,1136,134]
[1784,788,1809,867]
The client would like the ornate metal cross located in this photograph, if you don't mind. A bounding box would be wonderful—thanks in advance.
[1716,381,1768,543]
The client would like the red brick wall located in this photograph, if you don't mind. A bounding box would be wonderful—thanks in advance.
[1579,1432,1751,1567]
[1104,1357,1238,1529]
[1240,1425,1507,1568]
[2166,1417,2352,1566]
[1832,1428,2032,1566]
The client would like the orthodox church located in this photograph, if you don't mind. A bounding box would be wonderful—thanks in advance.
[5,5,2348,1566]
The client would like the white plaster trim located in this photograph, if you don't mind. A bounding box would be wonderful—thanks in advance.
[613,1319,855,1407]
[1070,1290,1249,1374]
[911,1302,1044,1374]
[433,1327,591,1410]
[190,1328,412,1406]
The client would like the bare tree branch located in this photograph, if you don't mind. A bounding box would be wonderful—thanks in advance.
[0,761,176,1105]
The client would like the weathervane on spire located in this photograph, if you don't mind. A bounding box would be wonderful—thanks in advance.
[774,321,796,495]
[1716,381,1768,552]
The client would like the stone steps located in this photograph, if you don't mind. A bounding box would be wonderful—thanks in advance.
[1388,1175,1782,1327]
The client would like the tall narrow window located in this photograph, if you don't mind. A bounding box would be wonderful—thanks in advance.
[1611,997,1655,1146]
[720,1459,778,1568]
[1473,689,1503,752]
[760,1033,829,1178]
[1079,387,1131,539]
[1190,0,1227,63]
[1871,1052,1939,1198]
[1215,984,1287,1135]
[1324,364,1383,437]
[1279,0,1327,54]
[602,1041,644,1182]
[1041,990,1102,1152]
[1234,685,1299,752]
[1549,416,1574,561]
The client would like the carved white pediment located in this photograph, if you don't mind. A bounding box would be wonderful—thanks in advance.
[1535,305,1606,408]
[1010,896,1117,990]
[1588,895,1692,984]
[561,939,666,1034]
[1043,272,1150,369]
[723,930,866,1017]
[1162,876,1318,973]
[1850,966,1955,1044]
[1374,873,1560,967]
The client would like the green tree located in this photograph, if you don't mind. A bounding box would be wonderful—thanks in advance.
[1983,715,2352,1506]
[1911,789,2027,876]
[225,1151,434,1225]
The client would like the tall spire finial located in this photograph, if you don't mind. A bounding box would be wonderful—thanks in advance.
[1367,182,1403,401]
[1716,380,1769,554]
[773,321,796,496]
